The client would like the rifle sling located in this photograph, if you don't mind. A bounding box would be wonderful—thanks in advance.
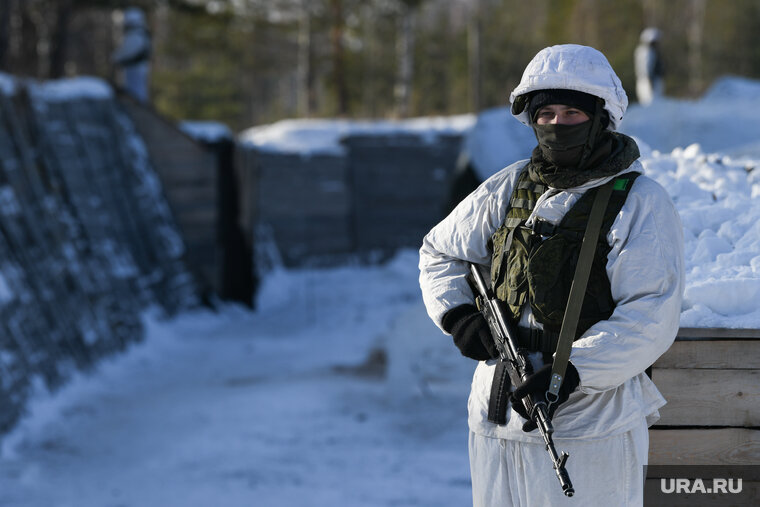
[548,180,615,401]
[486,179,615,425]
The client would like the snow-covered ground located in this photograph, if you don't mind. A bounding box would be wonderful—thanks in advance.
[0,253,475,506]
[3,77,760,506]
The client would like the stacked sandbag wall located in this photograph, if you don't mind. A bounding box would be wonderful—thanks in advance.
[344,133,463,256]
[248,151,352,267]
[0,76,198,434]
[239,129,466,268]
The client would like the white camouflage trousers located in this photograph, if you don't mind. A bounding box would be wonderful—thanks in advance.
[469,419,649,507]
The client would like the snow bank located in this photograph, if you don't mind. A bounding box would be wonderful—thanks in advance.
[462,107,536,180]
[179,121,233,143]
[238,115,474,156]
[701,75,760,101]
[0,73,16,95]
[0,73,112,100]
[638,144,760,328]
[620,76,760,156]
[27,76,113,102]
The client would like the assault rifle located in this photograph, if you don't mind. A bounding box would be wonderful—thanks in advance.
[468,263,574,497]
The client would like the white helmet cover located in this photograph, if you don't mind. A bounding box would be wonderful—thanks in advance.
[509,44,628,130]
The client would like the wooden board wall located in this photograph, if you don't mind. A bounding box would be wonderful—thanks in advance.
[649,328,760,467]
[118,94,219,297]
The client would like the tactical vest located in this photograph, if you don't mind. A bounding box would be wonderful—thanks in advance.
[490,167,640,337]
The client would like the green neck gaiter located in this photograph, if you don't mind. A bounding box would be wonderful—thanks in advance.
[529,131,640,189]
[533,121,595,168]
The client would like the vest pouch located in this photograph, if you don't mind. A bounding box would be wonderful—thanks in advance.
[527,233,576,331]
[490,225,511,302]
[499,226,538,317]
[527,232,616,335]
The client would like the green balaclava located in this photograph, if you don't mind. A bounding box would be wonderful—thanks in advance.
[525,88,637,189]
[529,89,607,168]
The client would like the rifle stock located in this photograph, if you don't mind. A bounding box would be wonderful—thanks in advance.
[468,263,575,497]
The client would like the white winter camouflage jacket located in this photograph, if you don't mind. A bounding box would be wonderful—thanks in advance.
[418,159,685,442]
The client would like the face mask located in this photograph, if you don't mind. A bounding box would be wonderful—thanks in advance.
[532,121,593,168]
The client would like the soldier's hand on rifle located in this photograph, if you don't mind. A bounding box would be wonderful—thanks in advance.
[510,363,580,432]
[442,304,500,361]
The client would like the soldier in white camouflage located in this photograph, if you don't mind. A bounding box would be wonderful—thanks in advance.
[419,44,684,506]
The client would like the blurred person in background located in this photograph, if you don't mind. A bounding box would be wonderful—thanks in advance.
[112,7,152,103]
[634,27,665,105]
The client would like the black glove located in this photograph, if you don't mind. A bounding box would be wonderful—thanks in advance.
[510,362,580,432]
[441,304,499,361]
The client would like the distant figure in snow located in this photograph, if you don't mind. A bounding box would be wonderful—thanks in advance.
[634,27,664,106]
[112,7,152,103]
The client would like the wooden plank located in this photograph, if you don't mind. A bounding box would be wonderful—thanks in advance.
[678,327,760,340]
[118,95,215,301]
[653,368,760,426]
[649,428,760,465]
[656,340,760,369]
[107,99,199,310]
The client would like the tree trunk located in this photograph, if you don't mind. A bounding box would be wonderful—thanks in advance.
[361,3,378,116]
[467,0,481,113]
[297,2,315,117]
[687,0,706,96]
[0,0,11,71]
[395,5,416,118]
[330,0,349,116]
[13,2,40,78]
[49,0,73,78]
[641,0,661,27]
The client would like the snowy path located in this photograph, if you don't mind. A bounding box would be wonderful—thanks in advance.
[0,252,474,507]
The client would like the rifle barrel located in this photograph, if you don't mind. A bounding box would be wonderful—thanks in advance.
[468,262,575,497]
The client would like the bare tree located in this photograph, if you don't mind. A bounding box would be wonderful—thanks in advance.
[297,0,316,117]
[395,0,422,118]
[641,0,662,27]
[0,0,11,71]
[330,0,349,116]
[467,0,481,112]
[49,0,73,78]
[687,0,706,96]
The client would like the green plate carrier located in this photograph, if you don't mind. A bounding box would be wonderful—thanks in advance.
[490,168,641,337]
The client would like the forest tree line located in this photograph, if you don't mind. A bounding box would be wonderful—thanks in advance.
[2,0,760,131]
